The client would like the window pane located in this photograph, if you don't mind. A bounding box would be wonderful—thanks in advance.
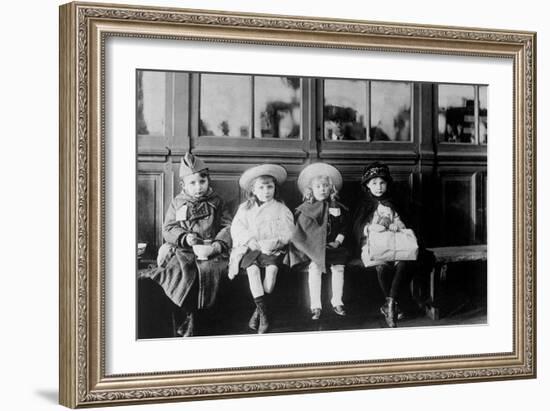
[438,84,475,143]
[254,76,301,139]
[479,86,488,144]
[200,74,251,137]
[370,82,412,142]
[137,71,166,136]
[324,79,367,141]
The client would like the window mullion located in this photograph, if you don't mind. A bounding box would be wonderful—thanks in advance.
[474,85,480,145]
[251,75,255,139]
[190,73,200,144]
[366,80,371,142]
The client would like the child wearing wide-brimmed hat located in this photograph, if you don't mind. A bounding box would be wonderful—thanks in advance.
[142,152,232,337]
[352,161,411,328]
[229,164,294,334]
[291,162,349,320]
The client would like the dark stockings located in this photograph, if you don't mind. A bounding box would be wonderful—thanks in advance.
[375,261,407,299]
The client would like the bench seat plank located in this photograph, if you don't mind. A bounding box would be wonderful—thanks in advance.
[429,245,487,263]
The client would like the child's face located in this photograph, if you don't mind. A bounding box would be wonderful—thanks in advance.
[311,176,331,201]
[182,173,209,199]
[366,177,387,197]
[252,177,275,203]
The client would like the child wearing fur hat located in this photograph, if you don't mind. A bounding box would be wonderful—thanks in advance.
[229,164,294,334]
[143,152,232,337]
[291,163,349,320]
[352,162,411,328]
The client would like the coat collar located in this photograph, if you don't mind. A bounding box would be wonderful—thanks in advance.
[248,199,280,212]
[176,188,219,221]
[296,201,327,224]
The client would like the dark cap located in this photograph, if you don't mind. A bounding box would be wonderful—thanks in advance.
[361,162,393,186]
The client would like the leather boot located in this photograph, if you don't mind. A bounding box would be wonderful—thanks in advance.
[177,312,195,337]
[380,297,397,328]
[248,308,259,331]
[254,296,269,334]
[183,312,194,337]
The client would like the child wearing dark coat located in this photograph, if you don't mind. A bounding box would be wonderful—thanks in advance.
[352,162,412,328]
[291,163,349,320]
[142,153,232,337]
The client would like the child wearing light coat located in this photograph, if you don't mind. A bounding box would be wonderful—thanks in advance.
[229,164,294,334]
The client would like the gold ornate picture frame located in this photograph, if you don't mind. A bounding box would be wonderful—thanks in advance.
[59,1,536,408]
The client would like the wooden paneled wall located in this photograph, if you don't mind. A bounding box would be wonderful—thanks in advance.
[137,156,486,261]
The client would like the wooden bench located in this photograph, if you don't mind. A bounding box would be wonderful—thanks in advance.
[137,245,487,337]
[420,245,487,320]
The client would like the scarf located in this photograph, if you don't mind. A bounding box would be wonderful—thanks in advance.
[179,188,218,222]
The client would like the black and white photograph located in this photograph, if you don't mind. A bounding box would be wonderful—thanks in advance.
[136,70,488,339]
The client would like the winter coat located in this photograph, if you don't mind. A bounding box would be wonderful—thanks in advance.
[290,200,349,273]
[144,188,232,308]
[228,200,294,277]
[162,188,232,250]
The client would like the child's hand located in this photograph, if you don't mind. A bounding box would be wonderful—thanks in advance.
[228,271,237,280]
[378,216,392,229]
[327,241,341,249]
[248,238,260,251]
[208,242,222,257]
[369,224,386,233]
[186,233,201,246]
[388,223,400,232]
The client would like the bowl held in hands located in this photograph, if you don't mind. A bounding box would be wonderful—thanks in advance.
[192,244,213,260]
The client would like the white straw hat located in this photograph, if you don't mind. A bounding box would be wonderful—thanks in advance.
[239,164,288,190]
[297,162,343,194]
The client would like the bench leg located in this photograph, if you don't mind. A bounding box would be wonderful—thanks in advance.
[425,263,447,321]
[410,273,427,311]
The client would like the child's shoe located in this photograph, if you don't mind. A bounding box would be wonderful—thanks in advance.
[176,312,195,337]
[248,308,259,331]
[311,308,322,320]
[380,297,397,328]
[254,296,269,334]
[332,305,347,316]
